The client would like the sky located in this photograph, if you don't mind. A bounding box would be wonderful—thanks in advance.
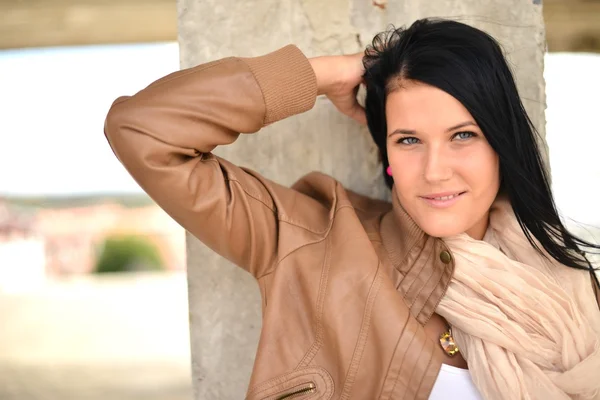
[0,42,179,197]
[0,44,598,226]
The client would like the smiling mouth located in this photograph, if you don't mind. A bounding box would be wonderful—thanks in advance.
[422,192,466,201]
[419,191,467,208]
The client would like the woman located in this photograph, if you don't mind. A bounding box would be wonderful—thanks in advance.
[104,19,600,400]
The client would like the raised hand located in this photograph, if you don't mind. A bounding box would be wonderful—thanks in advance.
[309,52,366,125]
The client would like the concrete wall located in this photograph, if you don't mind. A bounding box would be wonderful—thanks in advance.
[177,1,546,398]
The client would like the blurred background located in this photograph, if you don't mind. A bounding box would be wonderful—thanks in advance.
[0,0,598,399]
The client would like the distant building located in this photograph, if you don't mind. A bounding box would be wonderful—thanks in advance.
[35,203,186,275]
[0,200,36,240]
[0,200,46,292]
[0,199,186,281]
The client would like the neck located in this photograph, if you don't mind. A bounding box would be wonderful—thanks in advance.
[465,212,490,241]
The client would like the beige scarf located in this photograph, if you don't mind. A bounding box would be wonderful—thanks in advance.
[436,196,600,400]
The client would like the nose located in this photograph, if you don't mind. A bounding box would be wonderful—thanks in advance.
[423,146,453,183]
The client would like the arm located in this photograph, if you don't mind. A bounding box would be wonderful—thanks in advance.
[104,45,365,278]
[105,46,362,278]
[104,46,312,278]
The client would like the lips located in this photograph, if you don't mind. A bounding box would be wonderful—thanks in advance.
[420,191,467,208]
[426,193,461,201]
[421,191,466,200]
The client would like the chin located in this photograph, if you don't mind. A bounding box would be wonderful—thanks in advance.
[422,226,464,238]
[415,217,468,239]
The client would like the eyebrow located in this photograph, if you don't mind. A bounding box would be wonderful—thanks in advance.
[388,121,477,137]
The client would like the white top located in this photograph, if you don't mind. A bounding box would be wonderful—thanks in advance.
[429,364,483,400]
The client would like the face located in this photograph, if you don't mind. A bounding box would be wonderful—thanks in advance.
[385,80,500,240]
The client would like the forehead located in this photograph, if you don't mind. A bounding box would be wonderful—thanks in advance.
[385,81,474,131]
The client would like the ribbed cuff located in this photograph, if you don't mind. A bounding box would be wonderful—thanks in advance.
[240,45,318,126]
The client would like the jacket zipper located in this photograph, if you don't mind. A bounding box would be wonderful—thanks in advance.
[274,382,316,400]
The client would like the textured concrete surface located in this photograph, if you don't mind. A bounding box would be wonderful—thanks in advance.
[0,273,192,400]
[177,1,547,398]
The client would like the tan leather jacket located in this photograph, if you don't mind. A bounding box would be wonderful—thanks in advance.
[104,45,600,400]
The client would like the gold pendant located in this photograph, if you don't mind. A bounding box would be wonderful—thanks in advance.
[439,327,460,357]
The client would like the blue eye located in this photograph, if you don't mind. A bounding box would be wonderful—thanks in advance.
[454,131,476,140]
[398,137,419,145]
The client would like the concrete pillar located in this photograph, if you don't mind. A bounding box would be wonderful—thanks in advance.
[177,1,546,398]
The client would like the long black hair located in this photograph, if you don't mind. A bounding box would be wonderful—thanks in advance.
[362,18,600,288]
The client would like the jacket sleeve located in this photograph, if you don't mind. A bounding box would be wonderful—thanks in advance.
[103,45,323,278]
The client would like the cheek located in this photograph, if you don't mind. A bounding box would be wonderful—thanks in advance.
[387,143,499,186]
[387,150,420,192]
[461,145,500,192]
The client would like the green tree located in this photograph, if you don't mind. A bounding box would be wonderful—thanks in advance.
[94,235,164,273]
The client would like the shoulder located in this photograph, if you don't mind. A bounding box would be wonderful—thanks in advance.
[291,171,391,223]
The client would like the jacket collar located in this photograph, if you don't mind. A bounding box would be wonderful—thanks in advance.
[379,187,454,325]
[380,187,425,269]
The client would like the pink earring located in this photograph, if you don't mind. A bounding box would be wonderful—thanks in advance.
[386,166,392,176]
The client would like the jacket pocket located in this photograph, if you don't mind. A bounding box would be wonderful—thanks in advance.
[246,367,334,400]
